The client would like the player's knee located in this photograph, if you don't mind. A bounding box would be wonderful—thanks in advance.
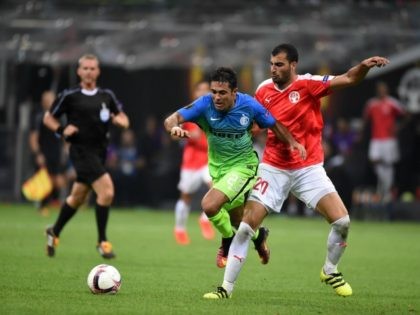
[98,188,114,205]
[67,195,84,208]
[236,222,255,242]
[332,214,350,239]
[201,199,218,217]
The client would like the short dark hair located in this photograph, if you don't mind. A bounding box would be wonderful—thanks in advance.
[271,44,299,63]
[209,67,237,90]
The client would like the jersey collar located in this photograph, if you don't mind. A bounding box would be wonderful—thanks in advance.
[273,77,297,93]
[81,88,98,96]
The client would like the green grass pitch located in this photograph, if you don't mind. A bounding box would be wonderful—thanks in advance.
[1,203,419,314]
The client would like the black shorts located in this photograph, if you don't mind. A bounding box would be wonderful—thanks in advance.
[45,155,67,175]
[70,145,107,185]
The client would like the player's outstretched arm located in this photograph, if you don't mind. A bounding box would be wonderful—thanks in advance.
[164,112,190,139]
[270,121,307,160]
[330,56,389,91]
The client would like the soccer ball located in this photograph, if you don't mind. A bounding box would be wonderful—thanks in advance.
[87,264,122,294]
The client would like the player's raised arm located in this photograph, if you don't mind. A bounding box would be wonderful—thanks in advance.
[270,121,307,160]
[330,56,389,91]
[164,111,190,138]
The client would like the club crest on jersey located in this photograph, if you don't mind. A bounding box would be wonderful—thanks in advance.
[240,114,250,126]
[100,103,110,122]
[289,91,300,104]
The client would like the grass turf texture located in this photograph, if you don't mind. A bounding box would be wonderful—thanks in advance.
[1,203,419,315]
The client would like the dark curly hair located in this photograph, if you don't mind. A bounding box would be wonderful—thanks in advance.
[209,67,237,90]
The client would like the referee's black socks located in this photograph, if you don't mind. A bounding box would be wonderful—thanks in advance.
[53,202,77,236]
[95,204,110,243]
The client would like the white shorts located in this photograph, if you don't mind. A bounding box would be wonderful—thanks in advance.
[177,166,212,194]
[368,139,400,164]
[248,163,336,213]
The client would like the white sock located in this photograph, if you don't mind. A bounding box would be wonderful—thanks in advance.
[223,222,255,294]
[323,215,350,275]
[174,199,190,230]
[375,163,394,198]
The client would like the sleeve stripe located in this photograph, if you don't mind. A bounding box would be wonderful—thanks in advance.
[103,88,123,111]
[51,88,79,116]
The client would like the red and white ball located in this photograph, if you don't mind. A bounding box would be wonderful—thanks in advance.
[87,264,122,294]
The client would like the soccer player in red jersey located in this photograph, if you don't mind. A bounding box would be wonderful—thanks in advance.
[173,81,215,245]
[364,81,405,203]
[204,43,389,299]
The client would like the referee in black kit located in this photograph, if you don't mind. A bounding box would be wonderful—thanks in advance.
[43,54,130,259]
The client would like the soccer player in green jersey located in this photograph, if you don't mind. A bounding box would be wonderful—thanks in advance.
[164,67,306,267]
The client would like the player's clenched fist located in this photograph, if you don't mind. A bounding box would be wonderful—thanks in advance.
[170,126,190,138]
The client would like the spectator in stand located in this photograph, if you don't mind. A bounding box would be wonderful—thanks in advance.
[107,129,146,207]
[137,114,165,206]
[364,81,405,203]
[138,114,164,168]
[331,117,357,157]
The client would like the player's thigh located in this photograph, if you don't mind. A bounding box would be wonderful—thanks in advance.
[291,164,337,211]
[92,173,114,197]
[178,169,202,194]
[368,140,381,162]
[201,187,230,215]
[382,139,400,164]
[248,163,292,213]
[213,167,257,204]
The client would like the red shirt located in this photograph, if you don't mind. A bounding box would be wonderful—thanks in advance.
[364,96,404,139]
[181,122,208,170]
[255,74,332,170]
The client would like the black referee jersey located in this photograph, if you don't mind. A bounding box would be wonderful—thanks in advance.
[49,87,123,149]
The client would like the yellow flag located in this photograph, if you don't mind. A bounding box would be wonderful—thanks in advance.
[22,168,53,201]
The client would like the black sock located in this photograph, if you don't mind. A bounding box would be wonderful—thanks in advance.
[53,202,77,236]
[95,203,110,243]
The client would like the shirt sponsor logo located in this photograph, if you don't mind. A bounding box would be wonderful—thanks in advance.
[289,91,300,104]
[210,117,221,121]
